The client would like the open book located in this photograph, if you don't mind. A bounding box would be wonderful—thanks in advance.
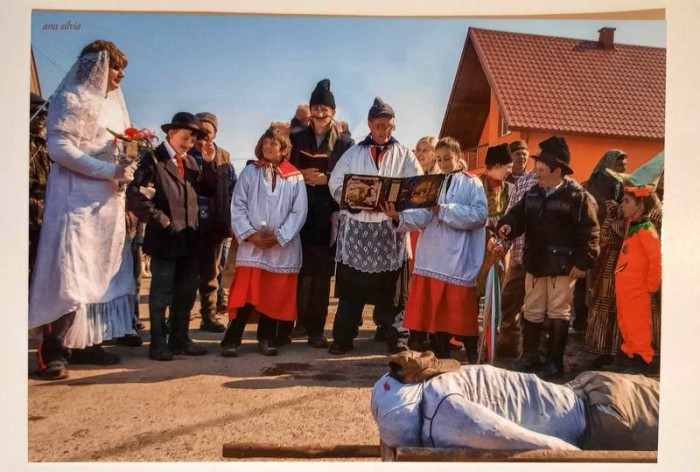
[340,174,446,211]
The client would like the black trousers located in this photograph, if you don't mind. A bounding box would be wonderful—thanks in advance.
[221,304,293,347]
[198,231,225,318]
[332,299,397,346]
[296,274,332,337]
[149,255,199,349]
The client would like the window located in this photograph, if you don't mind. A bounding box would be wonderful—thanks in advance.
[498,110,510,137]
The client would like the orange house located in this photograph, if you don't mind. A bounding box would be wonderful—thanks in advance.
[441,27,665,181]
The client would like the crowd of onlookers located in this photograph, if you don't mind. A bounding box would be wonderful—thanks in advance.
[29,39,662,382]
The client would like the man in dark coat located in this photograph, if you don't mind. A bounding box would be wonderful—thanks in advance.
[127,112,217,361]
[289,79,354,348]
[190,112,237,333]
[497,136,600,379]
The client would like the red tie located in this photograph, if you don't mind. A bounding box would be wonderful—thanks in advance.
[175,155,185,178]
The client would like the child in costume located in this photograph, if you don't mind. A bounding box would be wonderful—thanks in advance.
[384,137,488,359]
[604,152,663,374]
[220,126,308,357]
[612,183,662,374]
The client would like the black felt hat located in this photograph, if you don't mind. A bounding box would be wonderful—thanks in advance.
[533,136,573,175]
[309,79,336,110]
[485,143,513,167]
[368,96,395,120]
[161,112,206,138]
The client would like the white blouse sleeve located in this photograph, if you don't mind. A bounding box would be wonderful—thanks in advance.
[231,168,257,243]
[396,208,433,232]
[274,178,308,246]
[47,130,117,180]
[437,178,488,231]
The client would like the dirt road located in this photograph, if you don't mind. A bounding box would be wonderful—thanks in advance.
[27,276,609,462]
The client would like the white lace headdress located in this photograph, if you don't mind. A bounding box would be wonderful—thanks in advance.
[46,50,129,151]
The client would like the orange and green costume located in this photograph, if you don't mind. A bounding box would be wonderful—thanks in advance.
[614,218,661,363]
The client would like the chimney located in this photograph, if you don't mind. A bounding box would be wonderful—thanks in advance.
[598,27,616,50]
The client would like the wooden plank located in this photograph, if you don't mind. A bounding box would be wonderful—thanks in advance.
[222,443,380,459]
[392,447,657,463]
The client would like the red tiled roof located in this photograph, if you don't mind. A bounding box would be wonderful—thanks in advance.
[469,28,666,140]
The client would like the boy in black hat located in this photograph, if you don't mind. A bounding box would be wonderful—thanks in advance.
[127,112,217,361]
[289,79,354,348]
[497,136,599,379]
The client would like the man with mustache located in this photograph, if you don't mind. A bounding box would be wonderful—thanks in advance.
[289,79,354,348]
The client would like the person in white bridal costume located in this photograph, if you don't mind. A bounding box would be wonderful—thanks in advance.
[29,40,138,380]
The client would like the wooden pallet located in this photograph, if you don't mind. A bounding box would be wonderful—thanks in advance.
[222,441,657,462]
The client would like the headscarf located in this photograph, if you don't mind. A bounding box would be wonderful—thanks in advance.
[585,150,626,210]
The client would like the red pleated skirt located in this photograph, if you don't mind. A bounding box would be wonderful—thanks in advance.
[228,266,298,322]
[404,274,478,336]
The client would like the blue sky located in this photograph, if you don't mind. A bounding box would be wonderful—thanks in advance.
[31,12,665,173]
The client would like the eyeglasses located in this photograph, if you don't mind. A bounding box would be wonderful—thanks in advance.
[372,123,395,132]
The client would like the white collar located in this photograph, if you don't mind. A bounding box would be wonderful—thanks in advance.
[164,140,181,160]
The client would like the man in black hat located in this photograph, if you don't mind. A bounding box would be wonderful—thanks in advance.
[127,112,217,361]
[328,97,422,355]
[497,136,599,379]
[289,79,354,348]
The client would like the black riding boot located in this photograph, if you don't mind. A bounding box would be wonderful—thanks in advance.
[539,319,569,379]
[513,319,542,372]
[148,305,173,361]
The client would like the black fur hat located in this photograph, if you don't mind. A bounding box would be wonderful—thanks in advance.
[367,96,395,120]
[485,143,513,167]
[309,79,336,110]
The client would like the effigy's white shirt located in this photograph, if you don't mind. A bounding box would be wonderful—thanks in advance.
[231,163,308,273]
[372,365,586,450]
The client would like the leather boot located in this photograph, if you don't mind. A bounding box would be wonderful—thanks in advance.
[539,319,569,379]
[200,312,226,333]
[513,319,542,372]
[148,305,173,361]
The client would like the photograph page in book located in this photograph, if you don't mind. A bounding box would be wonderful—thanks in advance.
[340,173,445,211]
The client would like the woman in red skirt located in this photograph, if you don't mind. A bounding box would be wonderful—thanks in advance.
[220,126,308,356]
[384,137,488,359]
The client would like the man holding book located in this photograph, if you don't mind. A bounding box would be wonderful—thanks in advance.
[328,97,422,354]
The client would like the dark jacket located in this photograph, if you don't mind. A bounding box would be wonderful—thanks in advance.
[497,179,600,277]
[289,124,354,247]
[127,143,217,258]
[190,145,237,241]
